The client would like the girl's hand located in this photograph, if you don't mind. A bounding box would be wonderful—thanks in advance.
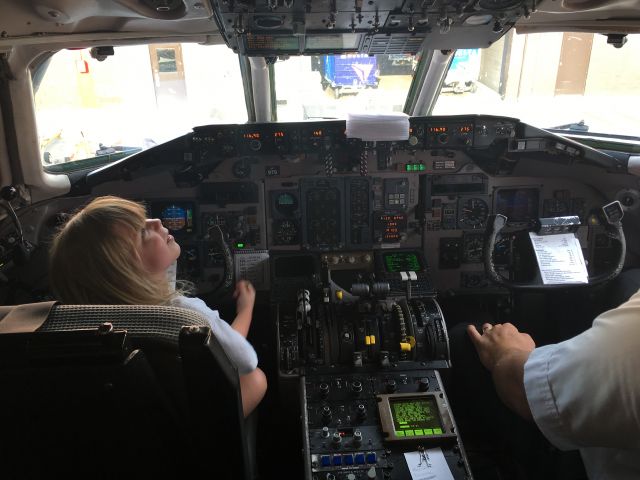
[233,280,255,314]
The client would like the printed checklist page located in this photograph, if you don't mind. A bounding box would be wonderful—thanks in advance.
[529,233,588,284]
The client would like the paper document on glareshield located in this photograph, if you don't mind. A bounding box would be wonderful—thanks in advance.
[529,232,588,284]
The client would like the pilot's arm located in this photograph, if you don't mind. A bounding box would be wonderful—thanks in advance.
[469,291,640,451]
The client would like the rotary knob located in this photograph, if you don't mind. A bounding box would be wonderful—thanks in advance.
[322,406,332,425]
[319,382,330,399]
[353,429,363,446]
[351,380,363,395]
[386,380,397,393]
[356,404,367,420]
[332,432,342,446]
[418,378,430,392]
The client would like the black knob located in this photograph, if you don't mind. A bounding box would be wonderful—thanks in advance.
[322,406,332,424]
[386,380,397,393]
[418,378,430,392]
[356,403,367,420]
[319,382,330,399]
[332,432,342,445]
[351,380,363,395]
[0,186,17,201]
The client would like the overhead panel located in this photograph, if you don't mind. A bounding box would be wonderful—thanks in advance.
[211,0,539,56]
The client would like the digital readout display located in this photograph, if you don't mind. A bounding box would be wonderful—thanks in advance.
[377,213,406,242]
[243,132,260,140]
[458,124,473,133]
[495,188,539,222]
[159,204,194,233]
[383,252,423,273]
[429,126,448,133]
[390,397,444,434]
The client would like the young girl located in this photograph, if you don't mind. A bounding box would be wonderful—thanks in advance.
[49,196,267,417]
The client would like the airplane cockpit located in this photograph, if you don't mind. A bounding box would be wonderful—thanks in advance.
[0,1,639,479]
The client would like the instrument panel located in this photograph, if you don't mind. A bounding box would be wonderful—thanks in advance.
[43,115,617,295]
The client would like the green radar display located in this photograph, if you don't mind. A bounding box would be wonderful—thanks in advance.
[390,397,444,436]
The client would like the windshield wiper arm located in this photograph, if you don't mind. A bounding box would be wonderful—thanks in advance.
[549,120,589,132]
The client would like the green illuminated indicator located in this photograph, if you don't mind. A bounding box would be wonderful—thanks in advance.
[405,163,426,172]
[414,429,423,435]
[434,428,442,435]
[424,429,433,435]
[405,430,414,436]
[396,431,405,437]
[235,242,245,248]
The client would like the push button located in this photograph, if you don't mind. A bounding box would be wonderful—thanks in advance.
[355,453,366,465]
[333,455,342,466]
[366,452,377,464]
[321,455,331,467]
[343,454,354,465]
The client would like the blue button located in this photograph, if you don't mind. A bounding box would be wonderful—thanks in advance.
[321,455,331,467]
[333,455,342,466]
[366,452,377,464]
[343,454,354,465]
[355,453,366,465]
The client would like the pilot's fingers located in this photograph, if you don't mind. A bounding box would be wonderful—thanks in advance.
[466,324,484,346]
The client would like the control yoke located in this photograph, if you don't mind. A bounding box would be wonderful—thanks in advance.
[483,201,626,289]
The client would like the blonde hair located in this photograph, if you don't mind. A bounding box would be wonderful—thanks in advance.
[49,196,176,305]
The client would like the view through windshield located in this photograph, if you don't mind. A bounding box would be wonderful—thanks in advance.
[274,53,416,121]
[433,32,640,138]
[34,43,246,168]
[33,32,640,170]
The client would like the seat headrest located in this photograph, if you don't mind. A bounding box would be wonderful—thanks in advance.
[38,304,210,346]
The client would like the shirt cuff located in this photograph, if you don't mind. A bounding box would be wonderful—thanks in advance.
[523,345,576,451]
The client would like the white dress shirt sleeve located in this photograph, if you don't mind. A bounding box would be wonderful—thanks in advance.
[523,291,640,451]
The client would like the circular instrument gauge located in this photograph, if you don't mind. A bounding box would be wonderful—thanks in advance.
[274,219,299,245]
[463,234,484,263]
[232,160,251,179]
[458,198,489,229]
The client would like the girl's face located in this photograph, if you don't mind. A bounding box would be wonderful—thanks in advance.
[137,218,181,275]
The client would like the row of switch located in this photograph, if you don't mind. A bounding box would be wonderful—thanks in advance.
[319,451,377,467]
[317,377,429,399]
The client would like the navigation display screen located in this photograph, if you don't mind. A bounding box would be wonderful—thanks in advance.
[383,252,423,272]
[390,396,443,435]
[154,203,195,234]
[495,188,539,222]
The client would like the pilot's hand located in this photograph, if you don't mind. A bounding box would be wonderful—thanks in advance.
[467,322,535,372]
[233,280,256,314]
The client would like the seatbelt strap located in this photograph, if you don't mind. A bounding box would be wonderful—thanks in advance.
[0,301,58,333]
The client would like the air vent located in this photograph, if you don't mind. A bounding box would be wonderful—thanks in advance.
[367,35,426,55]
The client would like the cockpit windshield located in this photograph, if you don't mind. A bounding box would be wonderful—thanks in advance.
[274,53,417,121]
[433,31,640,138]
[33,43,246,170]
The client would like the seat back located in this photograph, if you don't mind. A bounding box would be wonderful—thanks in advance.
[0,304,251,479]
